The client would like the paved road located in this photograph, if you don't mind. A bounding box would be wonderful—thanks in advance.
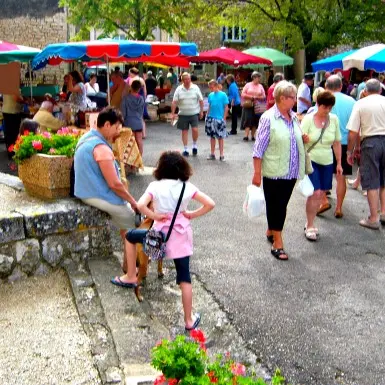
[2,120,384,385]
[129,120,385,385]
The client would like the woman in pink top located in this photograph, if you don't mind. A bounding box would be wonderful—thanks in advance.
[241,71,266,141]
[111,151,215,331]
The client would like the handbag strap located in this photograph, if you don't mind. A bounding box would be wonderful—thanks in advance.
[164,182,186,242]
[307,121,328,153]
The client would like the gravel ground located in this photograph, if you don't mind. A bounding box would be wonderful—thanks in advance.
[0,270,101,385]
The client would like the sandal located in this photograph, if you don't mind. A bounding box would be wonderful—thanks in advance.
[334,210,343,219]
[185,313,201,331]
[317,203,331,215]
[359,218,380,230]
[304,227,318,241]
[270,248,288,261]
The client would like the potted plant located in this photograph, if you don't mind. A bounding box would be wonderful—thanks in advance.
[151,330,286,385]
[9,127,80,199]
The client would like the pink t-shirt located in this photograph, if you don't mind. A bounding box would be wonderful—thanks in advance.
[241,82,265,104]
[145,179,198,259]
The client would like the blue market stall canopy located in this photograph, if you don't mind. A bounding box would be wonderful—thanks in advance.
[312,44,385,72]
[32,39,198,70]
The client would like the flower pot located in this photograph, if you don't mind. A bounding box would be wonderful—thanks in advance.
[18,154,73,200]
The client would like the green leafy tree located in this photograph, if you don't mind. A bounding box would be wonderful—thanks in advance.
[59,0,193,41]
[200,0,385,69]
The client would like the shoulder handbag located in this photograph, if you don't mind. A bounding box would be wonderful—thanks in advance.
[254,99,267,114]
[305,124,327,174]
[143,182,186,261]
[242,99,253,109]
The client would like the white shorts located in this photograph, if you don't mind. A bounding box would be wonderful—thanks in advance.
[82,198,135,230]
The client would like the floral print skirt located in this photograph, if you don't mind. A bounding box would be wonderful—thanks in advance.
[205,117,228,139]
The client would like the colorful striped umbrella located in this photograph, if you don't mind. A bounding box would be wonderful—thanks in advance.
[32,39,198,70]
[312,44,385,72]
[0,40,40,64]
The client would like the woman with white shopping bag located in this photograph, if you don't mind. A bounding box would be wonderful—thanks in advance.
[252,81,307,261]
[301,91,342,241]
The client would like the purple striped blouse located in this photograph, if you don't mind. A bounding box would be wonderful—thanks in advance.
[252,105,300,180]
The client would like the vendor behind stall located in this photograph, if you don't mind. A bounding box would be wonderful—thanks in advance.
[33,101,64,132]
[3,91,23,158]
[67,70,89,111]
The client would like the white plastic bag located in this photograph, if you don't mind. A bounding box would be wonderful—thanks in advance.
[297,175,314,198]
[243,185,265,219]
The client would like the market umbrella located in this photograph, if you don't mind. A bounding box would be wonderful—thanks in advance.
[242,46,293,66]
[0,41,41,102]
[32,39,198,104]
[32,39,197,70]
[312,44,385,72]
[0,40,41,64]
[312,49,358,72]
[189,47,272,66]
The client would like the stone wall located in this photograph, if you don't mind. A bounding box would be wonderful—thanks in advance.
[0,2,68,80]
[0,198,115,283]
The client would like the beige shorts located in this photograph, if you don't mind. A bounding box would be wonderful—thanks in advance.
[82,198,135,230]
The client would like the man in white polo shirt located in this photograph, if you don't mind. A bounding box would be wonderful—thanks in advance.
[347,79,385,229]
[171,72,204,156]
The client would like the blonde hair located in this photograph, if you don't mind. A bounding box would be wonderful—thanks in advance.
[181,72,190,80]
[313,87,324,103]
[208,79,218,87]
[273,81,297,103]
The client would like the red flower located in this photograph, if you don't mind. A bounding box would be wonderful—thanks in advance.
[207,371,218,383]
[154,374,166,385]
[190,329,206,344]
[32,140,43,151]
[8,144,14,153]
[168,379,179,385]
[23,130,30,136]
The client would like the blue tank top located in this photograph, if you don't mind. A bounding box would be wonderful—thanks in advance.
[74,130,126,205]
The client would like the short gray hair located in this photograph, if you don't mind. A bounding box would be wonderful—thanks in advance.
[365,79,381,94]
[273,80,297,102]
[251,71,261,79]
[273,73,284,83]
[325,75,342,91]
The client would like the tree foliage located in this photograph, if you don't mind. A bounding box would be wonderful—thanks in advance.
[59,0,192,41]
[201,0,385,67]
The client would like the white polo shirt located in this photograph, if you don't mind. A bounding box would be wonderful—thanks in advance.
[347,93,385,140]
[173,84,203,116]
[297,82,311,113]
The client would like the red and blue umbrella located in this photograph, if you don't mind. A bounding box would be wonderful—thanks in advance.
[0,40,40,64]
[32,39,198,70]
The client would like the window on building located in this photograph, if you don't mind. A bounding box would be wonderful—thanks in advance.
[221,27,247,43]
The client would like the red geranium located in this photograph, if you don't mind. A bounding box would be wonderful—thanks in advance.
[32,140,43,151]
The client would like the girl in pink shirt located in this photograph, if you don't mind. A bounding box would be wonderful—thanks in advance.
[111,151,215,331]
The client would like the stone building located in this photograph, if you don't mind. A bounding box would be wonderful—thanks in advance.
[0,0,70,80]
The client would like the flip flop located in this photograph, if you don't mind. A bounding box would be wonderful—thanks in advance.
[110,276,137,288]
[270,248,289,261]
[185,313,201,331]
[266,235,274,244]
[317,203,331,215]
[304,227,318,241]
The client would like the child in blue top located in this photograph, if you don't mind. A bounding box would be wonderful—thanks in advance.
[205,80,229,161]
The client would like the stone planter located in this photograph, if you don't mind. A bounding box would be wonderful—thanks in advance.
[18,154,73,199]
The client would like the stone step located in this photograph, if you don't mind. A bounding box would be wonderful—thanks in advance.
[88,254,269,383]
[88,256,170,380]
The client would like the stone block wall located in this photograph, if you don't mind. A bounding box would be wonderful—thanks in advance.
[0,199,115,283]
[0,1,68,80]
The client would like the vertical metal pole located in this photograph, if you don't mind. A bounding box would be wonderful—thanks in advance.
[107,57,111,105]
[29,61,33,103]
